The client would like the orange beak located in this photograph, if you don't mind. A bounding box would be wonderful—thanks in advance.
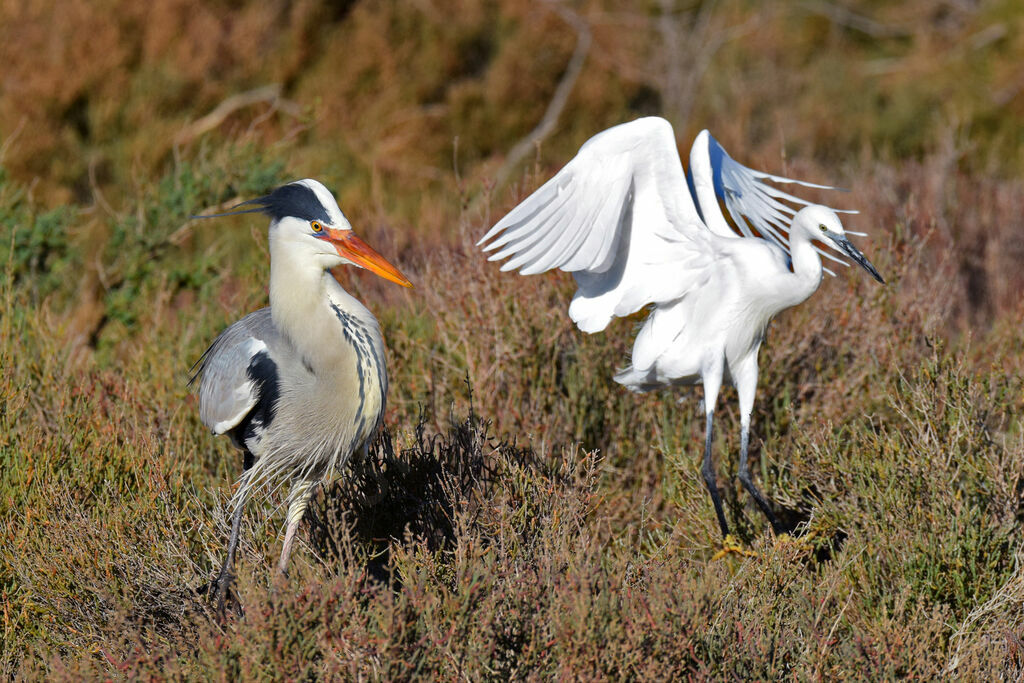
[326,228,413,288]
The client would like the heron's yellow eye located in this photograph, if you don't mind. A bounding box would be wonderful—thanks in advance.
[311,221,324,233]
[819,224,827,232]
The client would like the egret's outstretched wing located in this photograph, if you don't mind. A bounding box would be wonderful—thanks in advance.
[190,308,283,436]
[693,130,858,272]
[479,117,719,333]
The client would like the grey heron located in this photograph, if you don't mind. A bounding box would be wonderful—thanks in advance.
[190,179,412,612]
[479,117,883,540]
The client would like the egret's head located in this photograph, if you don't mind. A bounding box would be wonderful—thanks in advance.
[196,179,412,287]
[796,204,884,284]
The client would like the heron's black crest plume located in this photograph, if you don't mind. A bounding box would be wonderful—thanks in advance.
[192,182,332,224]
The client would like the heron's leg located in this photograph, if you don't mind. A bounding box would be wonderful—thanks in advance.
[213,499,246,612]
[701,368,730,537]
[211,450,254,616]
[278,480,316,575]
[735,357,783,535]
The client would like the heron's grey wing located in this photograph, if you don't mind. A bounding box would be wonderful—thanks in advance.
[694,130,858,273]
[190,308,283,435]
[479,116,720,334]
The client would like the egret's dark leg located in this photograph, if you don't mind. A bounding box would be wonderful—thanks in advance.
[700,368,730,537]
[737,419,783,535]
[735,356,783,535]
[702,412,730,537]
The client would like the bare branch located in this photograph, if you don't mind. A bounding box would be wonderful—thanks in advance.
[492,4,592,190]
[800,1,911,39]
[175,85,302,145]
[655,0,753,134]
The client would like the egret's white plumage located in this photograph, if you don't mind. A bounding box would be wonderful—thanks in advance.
[190,179,411,613]
[480,117,883,537]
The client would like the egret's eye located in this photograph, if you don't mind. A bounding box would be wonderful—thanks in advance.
[819,224,828,233]
[311,221,324,233]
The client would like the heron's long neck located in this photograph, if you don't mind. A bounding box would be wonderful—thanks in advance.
[265,236,388,486]
[267,240,372,371]
[784,230,824,308]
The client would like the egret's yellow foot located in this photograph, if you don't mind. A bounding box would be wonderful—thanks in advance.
[774,530,816,553]
[711,534,758,561]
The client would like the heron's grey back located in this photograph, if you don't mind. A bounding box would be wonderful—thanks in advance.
[192,308,287,435]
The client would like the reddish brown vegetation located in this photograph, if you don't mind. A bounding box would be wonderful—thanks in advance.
[2,0,1023,678]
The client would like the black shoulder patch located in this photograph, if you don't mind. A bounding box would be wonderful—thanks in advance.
[247,351,281,428]
[229,350,281,452]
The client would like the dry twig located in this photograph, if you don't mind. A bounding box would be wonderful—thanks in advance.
[492,4,592,190]
[176,85,302,146]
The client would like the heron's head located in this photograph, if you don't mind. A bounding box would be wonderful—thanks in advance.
[795,205,884,284]
[196,179,412,287]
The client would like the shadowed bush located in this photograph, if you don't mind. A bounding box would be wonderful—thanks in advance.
[306,395,555,584]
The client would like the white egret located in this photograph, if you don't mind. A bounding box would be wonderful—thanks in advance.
[190,179,412,613]
[479,117,883,538]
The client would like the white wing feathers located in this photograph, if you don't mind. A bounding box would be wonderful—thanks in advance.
[696,129,858,272]
[480,117,859,333]
[479,117,717,334]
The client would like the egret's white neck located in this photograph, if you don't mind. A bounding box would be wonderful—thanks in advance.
[784,229,824,308]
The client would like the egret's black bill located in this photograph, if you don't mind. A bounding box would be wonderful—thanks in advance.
[834,235,885,284]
